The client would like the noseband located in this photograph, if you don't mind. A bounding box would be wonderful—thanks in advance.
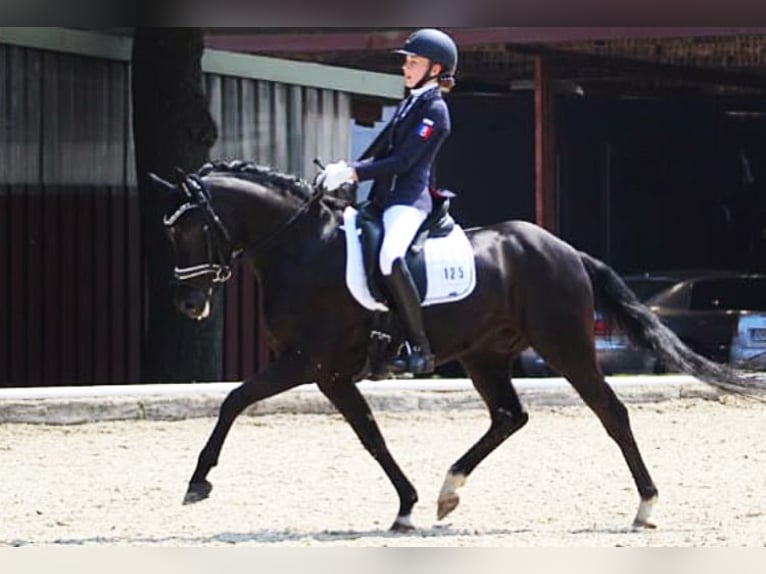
[163,175,238,284]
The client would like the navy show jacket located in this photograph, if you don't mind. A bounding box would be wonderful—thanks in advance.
[352,87,451,212]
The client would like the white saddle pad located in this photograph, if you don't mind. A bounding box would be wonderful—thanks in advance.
[342,206,476,312]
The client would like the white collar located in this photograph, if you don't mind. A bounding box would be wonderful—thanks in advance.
[408,83,439,98]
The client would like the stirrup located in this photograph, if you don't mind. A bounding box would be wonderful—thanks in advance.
[387,343,434,375]
[408,350,435,375]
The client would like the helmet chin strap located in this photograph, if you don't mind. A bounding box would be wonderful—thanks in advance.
[411,61,440,90]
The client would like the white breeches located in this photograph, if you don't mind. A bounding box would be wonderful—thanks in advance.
[379,205,429,276]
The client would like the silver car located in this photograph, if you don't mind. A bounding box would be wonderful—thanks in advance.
[518,270,766,377]
[730,313,766,369]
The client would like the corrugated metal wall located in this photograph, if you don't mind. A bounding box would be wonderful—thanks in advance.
[0,42,352,387]
[0,44,141,388]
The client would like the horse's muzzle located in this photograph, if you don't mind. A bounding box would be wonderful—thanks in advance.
[174,286,212,321]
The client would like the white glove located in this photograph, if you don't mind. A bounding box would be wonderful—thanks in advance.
[319,161,355,192]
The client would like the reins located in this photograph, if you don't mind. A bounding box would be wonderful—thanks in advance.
[246,184,324,256]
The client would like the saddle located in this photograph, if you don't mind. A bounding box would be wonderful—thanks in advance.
[354,197,454,379]
[356,197,455,303]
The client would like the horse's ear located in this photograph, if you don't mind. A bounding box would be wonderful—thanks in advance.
[174,166,187,184]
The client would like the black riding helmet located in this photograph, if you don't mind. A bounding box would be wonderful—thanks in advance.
[395,28,458,86]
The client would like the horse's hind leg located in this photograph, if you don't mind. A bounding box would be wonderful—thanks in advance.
[571,371,659,528]
[184,355,311,505]
[317,376,419,532]
[437,352,529,521]
[539,341,659,528]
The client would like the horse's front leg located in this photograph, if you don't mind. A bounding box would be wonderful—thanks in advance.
[317,376,419,532]
[184,352,312,505]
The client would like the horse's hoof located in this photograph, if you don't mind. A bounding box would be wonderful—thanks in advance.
[632,495,657,529]
[632,518,657,530]
[437,493,460,521]
[183,480,212,505]
[390,518,416,533]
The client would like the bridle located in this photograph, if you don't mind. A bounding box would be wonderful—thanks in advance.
[163,173,323,285]
[163,174,238,284]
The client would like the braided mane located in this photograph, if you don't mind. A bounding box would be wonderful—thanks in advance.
[197,160,315,201]
[197,159,354,209]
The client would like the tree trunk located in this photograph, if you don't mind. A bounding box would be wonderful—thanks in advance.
[132,28,222,382]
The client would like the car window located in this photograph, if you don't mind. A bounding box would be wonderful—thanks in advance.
[689,277,766,311]
[624,279,677,302]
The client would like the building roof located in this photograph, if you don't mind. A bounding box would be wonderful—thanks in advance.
[203,28,766,100]
[0,28,403,99]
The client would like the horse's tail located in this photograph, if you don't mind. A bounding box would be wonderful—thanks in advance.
[579,251,766,396]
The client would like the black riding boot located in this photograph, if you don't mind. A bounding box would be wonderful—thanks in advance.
[384,259,435,375]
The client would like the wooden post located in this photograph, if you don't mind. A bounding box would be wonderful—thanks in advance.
[534,55,557,233]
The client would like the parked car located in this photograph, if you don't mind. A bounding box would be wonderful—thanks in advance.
[518,269,766,376]
[644,270,766,370]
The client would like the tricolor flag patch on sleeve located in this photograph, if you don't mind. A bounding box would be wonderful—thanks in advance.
[417,118,435,140]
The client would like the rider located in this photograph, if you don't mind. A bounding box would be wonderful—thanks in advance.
[318,28,458,375]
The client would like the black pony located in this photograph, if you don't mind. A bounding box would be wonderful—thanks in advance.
[151,160,764,532]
